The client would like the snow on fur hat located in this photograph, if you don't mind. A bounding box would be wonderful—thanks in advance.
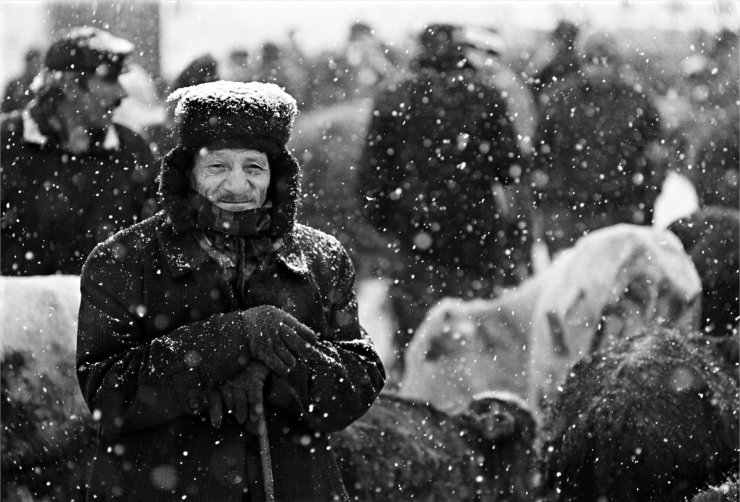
[167,80,298,154]
[45,26,133,78]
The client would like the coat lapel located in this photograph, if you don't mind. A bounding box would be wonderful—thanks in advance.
[275,233,309,276]
[156,216,209,277]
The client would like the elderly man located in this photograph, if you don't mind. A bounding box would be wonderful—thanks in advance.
[76,81,385,501]
[1,26,156,276]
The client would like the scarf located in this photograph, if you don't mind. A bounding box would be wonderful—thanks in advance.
[189,194,281,297]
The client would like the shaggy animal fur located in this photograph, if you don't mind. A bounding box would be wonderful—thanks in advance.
[330,391,537,501]
[668,206,740,338]
[540,328,739,502]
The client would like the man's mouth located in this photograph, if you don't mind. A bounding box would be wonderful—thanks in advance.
[218,199,252,204]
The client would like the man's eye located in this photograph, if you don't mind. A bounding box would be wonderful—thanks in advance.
[207,164,226,170]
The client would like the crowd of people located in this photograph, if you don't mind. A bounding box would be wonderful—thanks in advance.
[0,18,737,502]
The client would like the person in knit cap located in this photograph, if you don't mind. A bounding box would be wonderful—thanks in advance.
[1,26,157,275]
[76,80,385,501]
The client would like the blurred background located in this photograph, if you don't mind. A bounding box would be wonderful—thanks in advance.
[2,1,738,89]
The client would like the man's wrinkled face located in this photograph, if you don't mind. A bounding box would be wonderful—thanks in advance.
[190,148,271,212]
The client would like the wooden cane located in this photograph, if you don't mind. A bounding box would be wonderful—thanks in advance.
[256,409,274,502]
[246,362,274,502]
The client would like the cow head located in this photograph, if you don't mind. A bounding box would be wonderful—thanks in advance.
[461,390,537,445]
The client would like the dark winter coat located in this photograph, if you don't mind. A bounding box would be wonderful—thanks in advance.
[76,147,385,501]
[0,110,156,275]
[534,67,661,222]
[358,63,523,275]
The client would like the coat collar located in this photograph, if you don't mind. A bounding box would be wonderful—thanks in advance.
[21,108,121,151]
[156,214,308,278]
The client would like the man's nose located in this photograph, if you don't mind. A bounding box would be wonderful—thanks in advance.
[224,168,251,191]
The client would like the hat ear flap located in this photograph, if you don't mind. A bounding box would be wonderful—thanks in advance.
[268,149,301,236]
[157,146,198,232]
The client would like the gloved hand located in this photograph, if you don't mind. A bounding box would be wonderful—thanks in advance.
[209,361,269,431]
[241,305,324,376]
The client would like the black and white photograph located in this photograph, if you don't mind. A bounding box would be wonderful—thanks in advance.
[0,1,738,500]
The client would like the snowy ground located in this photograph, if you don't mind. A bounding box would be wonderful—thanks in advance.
[356,172,700,371]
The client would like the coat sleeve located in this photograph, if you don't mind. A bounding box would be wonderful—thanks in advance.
[265,241,386,433]
[76,243,250,433]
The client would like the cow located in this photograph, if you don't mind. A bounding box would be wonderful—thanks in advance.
[398,224,701,415]
[331,391,538,502]
[539,327,739,502]
[668,206,740,339]
[0,274,93,501]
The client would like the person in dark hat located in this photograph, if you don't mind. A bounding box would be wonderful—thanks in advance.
[75,80,385,501]
[1,26,157,275]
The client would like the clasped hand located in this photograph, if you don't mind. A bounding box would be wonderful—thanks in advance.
[209,306,324,429]
[242,305,324,376]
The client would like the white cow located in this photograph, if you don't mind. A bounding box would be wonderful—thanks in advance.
[398,224,702,415]
[1,274,81,376]
[0,274,90,491]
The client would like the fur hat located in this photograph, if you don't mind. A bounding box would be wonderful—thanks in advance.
[45,26,133,79]
[167,80,298,154]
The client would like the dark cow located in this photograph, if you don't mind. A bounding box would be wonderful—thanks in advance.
[331,391,538,501]
[540,327,739,502]
[669,206,740,339]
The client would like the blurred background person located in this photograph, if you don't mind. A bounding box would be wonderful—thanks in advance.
[251,40,308,106]
[532,30,662,255]
[1,26,156,276]
[345,21,400,98]
[148,52,220,159]
[358,23,525,380]
[529,20,581,97]
[688,27,739,209]
[171,52,220,92]
[225,47,250,82]
[1,47,43,113]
